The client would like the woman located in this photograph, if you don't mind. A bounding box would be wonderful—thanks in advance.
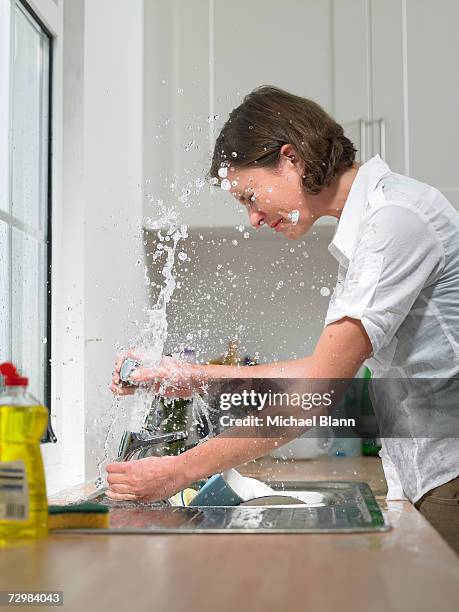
[108,86,459,553]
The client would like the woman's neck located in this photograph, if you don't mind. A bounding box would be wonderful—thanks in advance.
[311,162,361,220]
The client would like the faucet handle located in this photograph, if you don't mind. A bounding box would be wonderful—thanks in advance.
[119,358,141,386]
[117,430,188,461]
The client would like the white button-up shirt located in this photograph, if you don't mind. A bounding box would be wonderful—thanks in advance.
[325,155,459,502]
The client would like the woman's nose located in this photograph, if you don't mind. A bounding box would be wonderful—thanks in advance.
[248,209,265,228]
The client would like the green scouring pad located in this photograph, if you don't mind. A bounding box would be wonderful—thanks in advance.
[48,503,109,530]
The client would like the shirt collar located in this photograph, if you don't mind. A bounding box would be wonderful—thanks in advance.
[328,155,391,264]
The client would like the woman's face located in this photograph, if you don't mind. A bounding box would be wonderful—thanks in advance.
[226,158,317,240]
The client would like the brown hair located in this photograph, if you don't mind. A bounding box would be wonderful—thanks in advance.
[209,85,356,195]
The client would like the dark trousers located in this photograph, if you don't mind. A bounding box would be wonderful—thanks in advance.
[415,476,459,556]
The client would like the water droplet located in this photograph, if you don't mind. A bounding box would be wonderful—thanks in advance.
[178,188,191,203]
[237,224,244,232]
[178,252,187,261]
[243,232,250,239]
[231,151,238,158]
[320,287,331,297]
[221,178,231,191]
[232,239,238,246]
[41,337,48,344]
[195,177,205,191]
[276,281,284,290]
[218,166,228,178]
[287,209,300,225]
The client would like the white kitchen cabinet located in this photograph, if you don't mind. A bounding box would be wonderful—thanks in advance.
[403,0,459,209]
[143,0,212,229]
[334,0,459,210]
[144,0,336,229]
[144,0,459,229]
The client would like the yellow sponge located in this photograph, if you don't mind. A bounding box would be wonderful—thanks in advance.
[48,503,109,530]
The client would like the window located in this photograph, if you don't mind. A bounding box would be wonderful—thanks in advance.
[0,0,52,433]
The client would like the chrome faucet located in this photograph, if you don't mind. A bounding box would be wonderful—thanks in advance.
[116,357,188,461]
[117,429,188,461]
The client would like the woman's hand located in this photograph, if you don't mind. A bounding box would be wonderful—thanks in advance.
[109,349,144,396]
[110,352,207,398]
[106,455,189,502]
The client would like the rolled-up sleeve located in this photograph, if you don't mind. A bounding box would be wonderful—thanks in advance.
[325,204,445,354]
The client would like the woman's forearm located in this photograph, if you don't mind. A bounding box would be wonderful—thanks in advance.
[179,319,372,485]
[199,355,312,381]
[177,435,285,485]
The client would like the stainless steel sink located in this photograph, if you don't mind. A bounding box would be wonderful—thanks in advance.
[56,481,390,534]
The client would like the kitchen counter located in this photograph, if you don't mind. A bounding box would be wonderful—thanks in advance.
[1,457,458,612]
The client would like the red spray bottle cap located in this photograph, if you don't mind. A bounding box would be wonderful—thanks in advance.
[0,362,28,386]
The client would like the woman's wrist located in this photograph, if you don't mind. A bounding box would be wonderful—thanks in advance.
[173,448,207,487]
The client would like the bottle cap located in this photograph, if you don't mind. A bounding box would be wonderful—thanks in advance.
[0,362,28,386]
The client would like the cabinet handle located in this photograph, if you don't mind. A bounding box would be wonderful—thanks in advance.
[359,119,367,163]
[378,119,386,161]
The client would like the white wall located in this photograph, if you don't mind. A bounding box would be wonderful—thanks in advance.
[83,0,147,482]
[40,0,148,492]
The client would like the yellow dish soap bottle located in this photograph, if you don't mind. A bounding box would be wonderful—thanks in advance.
[0,362,48,545]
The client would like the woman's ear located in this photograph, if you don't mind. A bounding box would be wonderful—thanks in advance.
[280,143,297,160]
[279,143,304,176]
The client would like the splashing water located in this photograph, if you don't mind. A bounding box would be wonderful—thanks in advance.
[138,222,188,369]
[287,209,300,225]
[95,199,188,487]
[189,394,215,439]
[95,182,227,487]
[95,397,121,488]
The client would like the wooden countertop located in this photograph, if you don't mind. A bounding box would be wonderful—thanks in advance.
[1,457,458,612]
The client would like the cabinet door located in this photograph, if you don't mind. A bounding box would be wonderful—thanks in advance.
[144,0,213,229]
[371,0,405,172]
[333,0,370,126]
[404,0,459,209]
[144,0,335,229]
[333,0,381,162]
[372,0,459,209]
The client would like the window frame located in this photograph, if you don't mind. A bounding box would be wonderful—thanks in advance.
[3,0,55,441]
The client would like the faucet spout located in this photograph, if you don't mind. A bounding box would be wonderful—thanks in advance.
[117,430,188,461]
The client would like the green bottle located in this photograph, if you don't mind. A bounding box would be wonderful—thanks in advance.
[360,367,381,456]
